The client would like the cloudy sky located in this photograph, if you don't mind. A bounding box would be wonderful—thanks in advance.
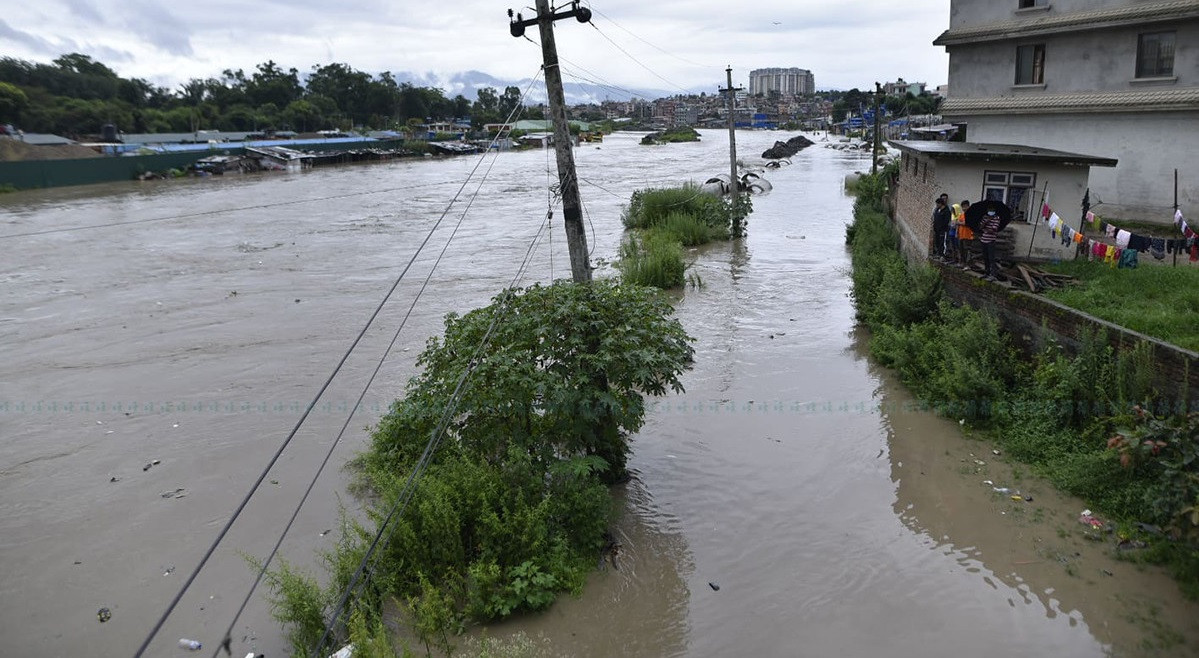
[2,0,950,96]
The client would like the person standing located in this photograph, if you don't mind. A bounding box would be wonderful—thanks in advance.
[955,200,973,267]
[979,208,1002,280]
[932,197,951,260]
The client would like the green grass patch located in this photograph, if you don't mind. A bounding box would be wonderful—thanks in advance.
[1043,260,1199,351]
[617,228,685,288]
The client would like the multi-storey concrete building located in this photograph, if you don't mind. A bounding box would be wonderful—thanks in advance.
[934,0,1198,218]
[748,68,815,97]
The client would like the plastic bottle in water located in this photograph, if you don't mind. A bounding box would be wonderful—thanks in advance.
[178,638,202,650]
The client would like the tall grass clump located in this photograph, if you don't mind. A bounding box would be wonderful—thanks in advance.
[617,228,685,288]
[623,185,731,233]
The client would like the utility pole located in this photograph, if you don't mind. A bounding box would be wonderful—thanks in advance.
[509,1,592,283]
[719,67,745,237]
[872,82,883,175]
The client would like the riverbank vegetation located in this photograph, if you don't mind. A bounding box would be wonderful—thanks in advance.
[264,280,694,656]
[846,167,1199,599]
[617,185,749,288]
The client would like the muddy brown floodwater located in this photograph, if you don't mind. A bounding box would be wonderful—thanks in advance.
[2,131,1197,657]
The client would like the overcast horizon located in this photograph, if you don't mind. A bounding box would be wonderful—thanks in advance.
[2,1,951,98]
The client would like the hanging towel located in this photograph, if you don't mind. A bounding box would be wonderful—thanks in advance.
[1118,248,1139,269]
[1115,229,1131,248]
[1086,211,1098,231]
[1105,223,1118,238]
[1092,241,1105,259]
[1104,245,1116,264]
[1042,202,1052,220]
[1073,230,1084,244]
[1150,238,1166,260]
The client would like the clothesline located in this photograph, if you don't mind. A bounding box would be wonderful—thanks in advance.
[1039,200,1196,267]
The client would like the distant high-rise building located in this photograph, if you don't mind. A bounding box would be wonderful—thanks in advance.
[749,68,815,97]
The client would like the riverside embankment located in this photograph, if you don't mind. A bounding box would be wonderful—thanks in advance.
[2,131,1198,657]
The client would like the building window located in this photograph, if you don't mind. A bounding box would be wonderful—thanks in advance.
[1015,45,1045,84]
[983,171,1036,221]
[1018,0,1046,7]
[1137,31,1175,78]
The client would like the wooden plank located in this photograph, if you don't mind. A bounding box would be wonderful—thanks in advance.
[1016,264,1038,292]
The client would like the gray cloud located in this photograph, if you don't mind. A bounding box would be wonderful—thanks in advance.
[120,0,194,56]
[0,18,78,55]
[62,0,104,24]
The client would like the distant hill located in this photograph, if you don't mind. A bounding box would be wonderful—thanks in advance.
[392,69,697,104]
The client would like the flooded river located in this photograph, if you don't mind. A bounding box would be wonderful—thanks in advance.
[2,131,1197,657]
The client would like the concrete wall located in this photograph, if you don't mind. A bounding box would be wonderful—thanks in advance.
[962,112,1198,217]
[935,159,1089,219]
[946,22,1199,96]
[937,263,1199,403]
[949,0,1171,31]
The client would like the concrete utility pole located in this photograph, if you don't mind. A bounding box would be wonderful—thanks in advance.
[719,67,745,237]
[509,0,592,283]
[872,82,883,175]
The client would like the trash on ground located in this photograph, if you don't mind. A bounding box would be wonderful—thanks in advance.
[991,449,1001,456]
[1010,495,1025,502]
[160,488,187,499]
[97,607,111,623]
[329,644,354,658]
[178,638,202,650]
[708,582,720,591]
[1078,509,1105,529]
[109,477,120,483]
[993,487,1010,494]
[163,566,175,576]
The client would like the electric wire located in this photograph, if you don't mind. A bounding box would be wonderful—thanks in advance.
[206,138,516,658]
[587,22,694,95]
[132,68,545,658]
[582,3,714,69]
[0,179,466,240]
[311,209,553,655]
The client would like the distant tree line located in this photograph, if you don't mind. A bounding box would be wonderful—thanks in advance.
[826,87,942,123]
[0,53,541,137]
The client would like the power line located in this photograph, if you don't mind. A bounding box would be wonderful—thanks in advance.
[586,22,694,95]
[311,209,553,656]
[0,179,466,240]
[201,71,545,658]
[132,69,545,658]
[582,3,714,69]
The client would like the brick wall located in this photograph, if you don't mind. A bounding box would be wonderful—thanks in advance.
[937,263,1199,404]
[893,152,942,263]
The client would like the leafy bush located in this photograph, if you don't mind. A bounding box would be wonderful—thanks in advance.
[265,281,695,649]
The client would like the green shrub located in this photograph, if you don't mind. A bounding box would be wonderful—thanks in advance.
[265,280,696,647]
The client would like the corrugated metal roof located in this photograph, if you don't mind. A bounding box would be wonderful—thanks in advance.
[942,88,1199,115]
[17,133,75,145]
[891,140,1118,166]
[934,0,1199,45]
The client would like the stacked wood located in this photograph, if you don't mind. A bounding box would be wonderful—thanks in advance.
[1009,264,1078,293]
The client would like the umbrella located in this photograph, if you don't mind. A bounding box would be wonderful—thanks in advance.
[964,198,1013,232]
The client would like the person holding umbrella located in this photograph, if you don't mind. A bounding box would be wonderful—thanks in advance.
[963,199,1013,280]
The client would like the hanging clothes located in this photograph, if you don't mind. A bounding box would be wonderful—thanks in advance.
[1086,211,1099,231]
[1127,234,1150,252]
[1150,238,1166,260]
[1105,223,1118,238]
[1118,248,1139,269]
[1115,229,1131,248]
[1104,245,1116,264]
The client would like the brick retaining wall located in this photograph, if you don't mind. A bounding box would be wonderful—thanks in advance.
[936,262,1199,404]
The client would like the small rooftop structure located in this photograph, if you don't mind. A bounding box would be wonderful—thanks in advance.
[890,141,1118,167]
